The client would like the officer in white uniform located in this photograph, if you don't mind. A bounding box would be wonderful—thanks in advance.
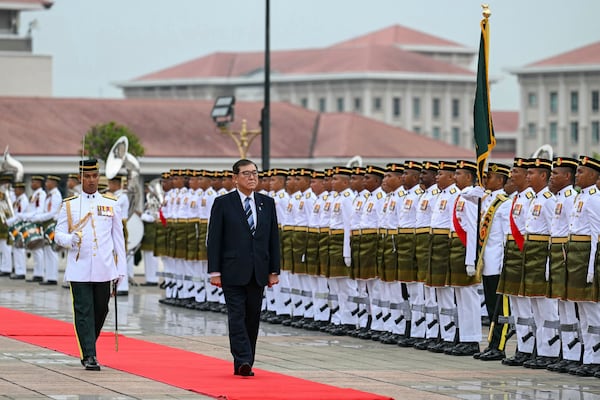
[54,159,127,371]
[23,175,47,282]
[8,182,29,279]
[110,175,130,295]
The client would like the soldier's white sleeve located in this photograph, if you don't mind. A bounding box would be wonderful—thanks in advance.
[54,203,74,249]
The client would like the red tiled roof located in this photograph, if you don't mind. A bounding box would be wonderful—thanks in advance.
[0,97,472,160]
[491,111,518,133]
[0,0,53,9]
[330,24,466,49]
[313,113,472,158]
[134,45,473,82]
[527,41,600,68]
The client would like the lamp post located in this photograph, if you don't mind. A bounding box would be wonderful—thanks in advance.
[211,96,262,159]
[261,0,271,170]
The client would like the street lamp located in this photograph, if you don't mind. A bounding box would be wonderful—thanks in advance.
[211,96,261,159]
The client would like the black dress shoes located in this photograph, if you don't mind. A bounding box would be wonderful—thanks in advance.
[523,356,558,369]
[235,363,254,377]
[26,276,43,282]
[0,271,10,277]
[39,280,57,285]
[569,363,600,377]
[502,351,532,366]
[478,348,505,361]
[140,282,158,287]
[116,290,128,296]
[446,342,480,356]
[82,356,101,371]
[547,359,580,373]
[9,274,25,280]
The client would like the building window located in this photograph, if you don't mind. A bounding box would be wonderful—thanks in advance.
[392,97,401,117]
[549,122,558,145]
[318,97,326,112]
[354,97,362,112]
[336,97,344,112]
[592,91,599,112]
[300,98,308,108]
[550,92,558,114]
[432,126,441,139]
[451,99,460,118]
[413,97,421,119]
[432,98,441,118]
[570,121,579,144]
[373,97,382,112]
[528,93,537,108]
[452,127,460,145]
[571,91,579,113]
[592,121,600,144]
[527,122,536,138]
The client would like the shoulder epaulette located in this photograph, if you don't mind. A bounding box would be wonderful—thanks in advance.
[525,192,534,199]
[432,188,440,195]
[591,188,597,195]
[344,191,351,197]
[207,190,214,195]
[497,193,508,202]
[543,191,552,199]
[565,189,573,197]
[415,188,424,195]
[397,190,406,197]
[62,195,78,203]
[294,194,300,200]
[449,187,457,194]
[334,192,340,198]
[376,192,383,200]
[305,192,311,199]
[364,192,371,199]
[323,194,329,200]
[278,192,285,198]
[102,193,117,201]
[485,189,492,194]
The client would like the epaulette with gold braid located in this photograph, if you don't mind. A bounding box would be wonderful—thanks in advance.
[62,195,78,203]
[543,191,553,199]
[525,192,534,199]
[102,193,117,201]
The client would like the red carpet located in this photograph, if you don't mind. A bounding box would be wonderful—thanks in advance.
[0,307,392,400]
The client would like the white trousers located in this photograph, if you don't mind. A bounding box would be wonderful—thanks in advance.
[142,250,158,283]
[0,239,11,273]
[454,285,482,343]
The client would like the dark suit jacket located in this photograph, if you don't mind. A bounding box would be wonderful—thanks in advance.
[207,190,280,287]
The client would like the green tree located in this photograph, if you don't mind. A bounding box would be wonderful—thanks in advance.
[82,121,145,160]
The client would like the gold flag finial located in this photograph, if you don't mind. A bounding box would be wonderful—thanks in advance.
[482,4,491,19]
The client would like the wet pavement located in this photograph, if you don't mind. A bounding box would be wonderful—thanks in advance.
[2,258,600,399]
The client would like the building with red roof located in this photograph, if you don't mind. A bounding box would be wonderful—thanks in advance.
[0,96,475,178]
[510,41,600,158]
[117,24,485,152]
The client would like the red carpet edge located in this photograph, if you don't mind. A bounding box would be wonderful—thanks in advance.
[0,307,393,400]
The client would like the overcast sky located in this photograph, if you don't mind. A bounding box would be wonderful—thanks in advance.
[20,0,600,110]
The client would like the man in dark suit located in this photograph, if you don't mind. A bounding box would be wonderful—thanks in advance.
[207,159,280,377]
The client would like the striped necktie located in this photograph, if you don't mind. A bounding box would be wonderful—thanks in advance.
[244,196,255,235]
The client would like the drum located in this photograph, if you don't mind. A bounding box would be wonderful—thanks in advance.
[9,220,26,248]
[126,213,144,254]
[20,222,44,250]
[44,222,62,251]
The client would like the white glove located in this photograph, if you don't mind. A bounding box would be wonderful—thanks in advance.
[71,233,81,247]
[466,265,476,277]
[140,212,154,223]
[344,257,352,267]
[461,186,486,203]
[545,258,550,281]
[114,275,124,287]
[587,272,594,284]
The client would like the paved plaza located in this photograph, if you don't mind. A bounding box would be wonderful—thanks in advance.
[1,260,600,399]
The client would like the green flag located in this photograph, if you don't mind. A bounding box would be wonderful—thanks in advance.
[473,17,495,185]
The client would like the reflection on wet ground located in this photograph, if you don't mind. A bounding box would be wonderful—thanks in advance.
[3,277,600,400]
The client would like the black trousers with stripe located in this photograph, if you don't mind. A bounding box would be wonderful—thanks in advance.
[70,281,111,359]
